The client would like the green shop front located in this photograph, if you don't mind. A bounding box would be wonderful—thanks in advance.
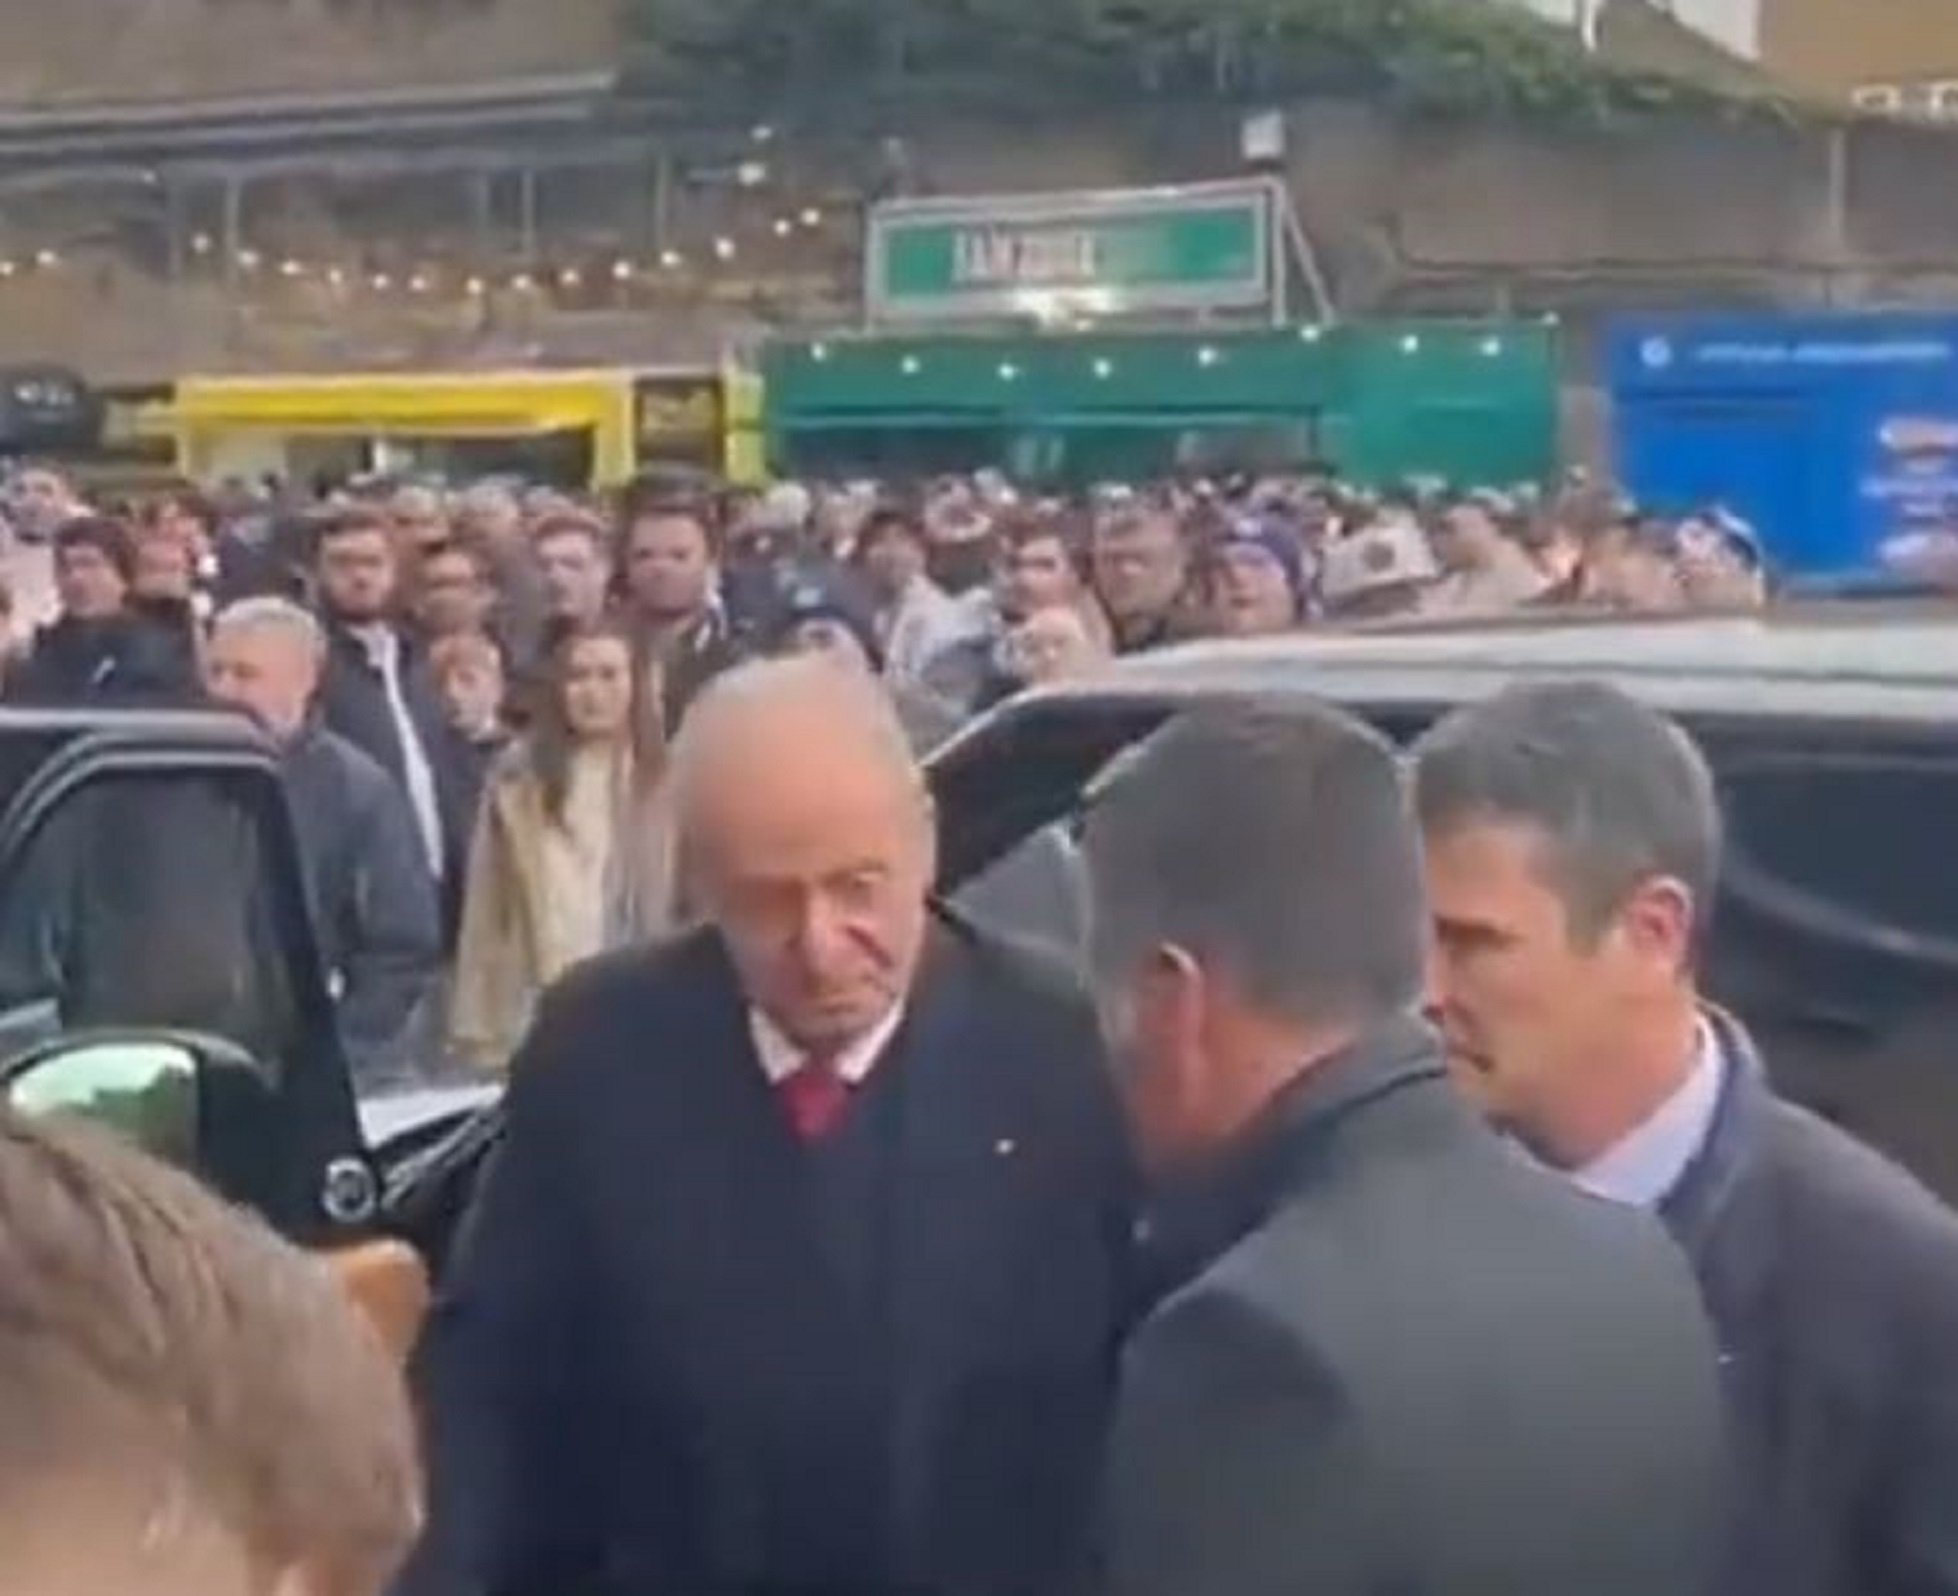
[762,322,1558,488]
[770,179,1554,486]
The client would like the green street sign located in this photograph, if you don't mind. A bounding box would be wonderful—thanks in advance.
[867,181,1277,324]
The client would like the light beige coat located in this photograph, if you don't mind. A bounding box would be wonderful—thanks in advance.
[447,749,677,1072]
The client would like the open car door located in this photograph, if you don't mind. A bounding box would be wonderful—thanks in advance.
[0,707,431,1355]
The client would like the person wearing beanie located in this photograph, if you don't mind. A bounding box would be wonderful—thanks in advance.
[763,562,888,674]
[7,515,200,706]
[1211,516,1310,637]
[1677,507,1768,612]
[762,562,965,755]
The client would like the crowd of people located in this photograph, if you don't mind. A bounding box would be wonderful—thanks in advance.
[11,664,1958,1596]
[0,458,1776,1088]
[1,452,1957,1596]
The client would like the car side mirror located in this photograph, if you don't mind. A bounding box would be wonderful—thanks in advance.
[4,1034,200,1168]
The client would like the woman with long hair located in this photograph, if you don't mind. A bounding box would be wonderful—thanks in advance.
[448,615,675,1072]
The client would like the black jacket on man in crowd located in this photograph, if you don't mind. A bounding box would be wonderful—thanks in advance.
[317,621,454,801]
[1664,1011,1958,1596]
[397,915,1133,1596]
[653,605,746,733]
[1105,1016,1727,1596]
[276,721,440,1088]
[316,621,475,945]
[5,611,199,705]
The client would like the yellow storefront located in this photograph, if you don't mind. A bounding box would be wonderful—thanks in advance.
[168,364,764,491]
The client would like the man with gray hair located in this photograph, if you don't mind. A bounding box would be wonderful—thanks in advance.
[402,655,1130,1596]
[206,597,439,1087]
[1087,697,1724,1596]
[1414,680,1958,1596]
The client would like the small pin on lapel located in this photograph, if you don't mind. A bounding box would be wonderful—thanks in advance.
[994,1137,1017,1157]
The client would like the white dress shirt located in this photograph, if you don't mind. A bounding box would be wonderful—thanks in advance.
[1571,1019,1725,1210]
[749,1004,905,1086]
[351,622,444,877]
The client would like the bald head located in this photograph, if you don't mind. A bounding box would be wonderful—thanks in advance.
[672,655,921,826]
[672,656,936,1051]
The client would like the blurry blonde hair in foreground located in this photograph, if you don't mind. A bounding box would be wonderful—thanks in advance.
[0,1106,419,1596]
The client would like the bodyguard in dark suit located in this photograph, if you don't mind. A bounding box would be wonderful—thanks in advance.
[1416,680,1958,1596]
[398,656,1131,1596]
[1083,699,1726,1596]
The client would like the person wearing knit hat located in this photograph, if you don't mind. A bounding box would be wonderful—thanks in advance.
[1676,507,1767,611]
[1212,515,1310,637]
[762,562,886,674]
[761,561,969,756]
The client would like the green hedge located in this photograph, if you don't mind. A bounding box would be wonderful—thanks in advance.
[623,0,1798,125]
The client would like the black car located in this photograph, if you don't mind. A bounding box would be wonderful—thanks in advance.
[4,603,1957,1340]
[0,704,462,1348]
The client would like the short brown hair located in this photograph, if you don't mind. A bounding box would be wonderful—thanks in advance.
[1005,510,1089,567]
[621,498,724,563]
[54,515,137,583]
[419,538,493,584]
[313,505,394,561]
[155,484,220,537]
[532,510,611,557]
[0,1109,419,1593]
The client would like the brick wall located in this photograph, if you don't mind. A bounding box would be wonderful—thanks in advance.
[6,98,1958,378]
[896,103,1958,316]
[0,0,617,105]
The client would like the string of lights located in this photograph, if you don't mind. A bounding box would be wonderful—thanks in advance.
[788,317,1562,379]
[0,203,845,297]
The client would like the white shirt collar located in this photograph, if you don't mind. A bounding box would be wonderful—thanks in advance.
[349,620,398,669]
[1571,1019,1725,1209]
[748,1004,905,1087]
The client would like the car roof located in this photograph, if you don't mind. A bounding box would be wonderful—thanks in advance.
[0,706,276,812]
[0,706,264,743]
[982,603,1958,729]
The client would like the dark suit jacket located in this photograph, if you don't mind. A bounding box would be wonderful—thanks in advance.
[1663,1012,1958,1596]
[398,916,1133,1596]
[1104,1017,1727,1596]
[318,622,447,775]
[277,723,441,1088]
[653,606,745,733]
[5,612,200,706]
[316,621,473,896]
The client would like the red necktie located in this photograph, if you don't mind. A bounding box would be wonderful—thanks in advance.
[779,1056,853,1143]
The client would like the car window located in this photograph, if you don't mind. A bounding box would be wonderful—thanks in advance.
[1719,753,1958,957]
[950,820,1088,958]
[0,770,302,1069]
